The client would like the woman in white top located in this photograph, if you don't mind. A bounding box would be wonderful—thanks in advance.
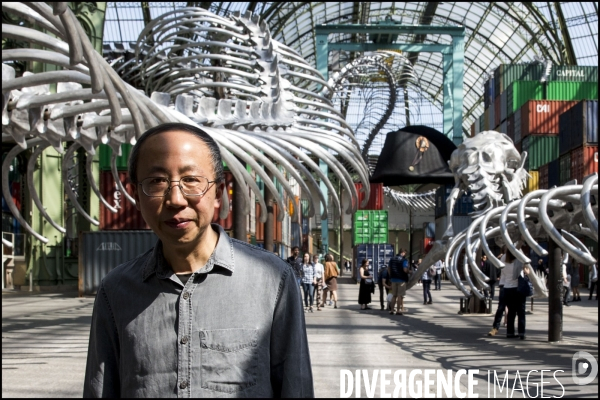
[312,255,325,311]
[500,251,531,339]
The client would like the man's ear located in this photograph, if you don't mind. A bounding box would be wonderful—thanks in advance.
[214,181,225,208]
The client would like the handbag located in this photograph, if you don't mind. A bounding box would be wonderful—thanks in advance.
[517,274,534,297]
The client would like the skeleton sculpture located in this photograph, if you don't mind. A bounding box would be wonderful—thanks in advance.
[2,3,377,247]
[407,131,598,302]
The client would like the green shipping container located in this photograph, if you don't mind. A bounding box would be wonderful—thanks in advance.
[546,82,598,101]
[559,153,571,185]
[521,135,559,171]
[494,64,545,95]
[99,144,133,171]
[506,81,544,115]
[353,210,388,245]
[550,66,598,82]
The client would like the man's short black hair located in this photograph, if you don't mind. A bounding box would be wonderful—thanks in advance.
[291,246,300,251]
[128,123,224,185]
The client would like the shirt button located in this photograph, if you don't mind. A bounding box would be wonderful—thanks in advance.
[181,335,189,344]
[180,380,188,389]
[183,292,190,300]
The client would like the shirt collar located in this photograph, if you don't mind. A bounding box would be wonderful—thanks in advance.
[142,224,235,281]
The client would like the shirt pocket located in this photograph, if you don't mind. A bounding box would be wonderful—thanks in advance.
[200,328,258,393]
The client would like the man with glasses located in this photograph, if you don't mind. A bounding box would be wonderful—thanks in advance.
[84,123,313,397]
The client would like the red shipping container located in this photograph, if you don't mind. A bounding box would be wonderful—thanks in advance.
[521,100,578,138]
[422,238,434,255]
[255,201,281,242]
[538,163,549,189]
[354,182,384,210]
[570,145,599,185]
[99,171,149,230]
[212,171,233,230]
[494,95,501,127]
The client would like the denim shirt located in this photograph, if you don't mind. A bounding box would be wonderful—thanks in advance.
[83,224,314,398]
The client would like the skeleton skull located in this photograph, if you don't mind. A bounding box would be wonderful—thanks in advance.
[449,131,528,215]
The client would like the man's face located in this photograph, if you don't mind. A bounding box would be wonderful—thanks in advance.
[293,248,300,257]
[133,130,223,251]
[313,257,318,264]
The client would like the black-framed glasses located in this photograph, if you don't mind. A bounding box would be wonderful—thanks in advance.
[139,176,216,197]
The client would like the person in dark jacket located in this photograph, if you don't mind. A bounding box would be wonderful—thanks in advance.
[388,249,409,315]
[482,255,500,299]
[378,264,391,310]
[286,246,304,287]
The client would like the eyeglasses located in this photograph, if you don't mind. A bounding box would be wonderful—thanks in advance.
[139,176,216,197]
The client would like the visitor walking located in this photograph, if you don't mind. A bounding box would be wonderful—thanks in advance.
[388,249,409,315]
[358,258,373,310]
[433,259,443,290]
[502,251,530,339]
[286,246,304,287]
[322,254,339,308]
[378,264,391,310]
[482,254,500,299]
[313,255,324,311]
[589,263,598,300]
[570,262,582,302]
[301,253,316,312]
[422,265,433,305]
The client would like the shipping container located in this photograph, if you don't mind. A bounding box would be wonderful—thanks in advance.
[550,66,598,82]
[523,171,539,195]
[559,153,571,185]
[434,215,472,240]
[354,182,384,210]
[255,201,282,242]
[422,238,434,255]
[539,163,549,189]
[546,82,598,102]
[353,210,389,245]
[514,108,522,144]
[484,78,491,109]
[558,110,572,156]
[424,222,435,238]
[494,64,546,95]
[291,221,302,248]
[470,122,475,138]
[434,184,474,218]
[483,108,490,131]
[506,81,545,115]
[520,135,559,171]
[212,171,233,230]
[570,145,599,185]
[99,144,133,171]
[99,171,149,230]
[519,100,578,138]
[493,95,500,127]
[478,114,485,132]
[570,100,598,149]
[500,120,507,136]
[79,230,158,295]
[474,115,481,135]
[548,159,560,188]
[507,115,515,141]
[353,243,395,283]
[500,89,508,123]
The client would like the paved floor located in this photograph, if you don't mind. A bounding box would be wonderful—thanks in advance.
[2,278,598,398]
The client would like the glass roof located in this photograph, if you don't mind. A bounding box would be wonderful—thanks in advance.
[103,2,598,140]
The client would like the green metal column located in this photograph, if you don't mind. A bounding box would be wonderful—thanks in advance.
[442,51,453,141]
[451,35,465,145]
[319,159,329,255]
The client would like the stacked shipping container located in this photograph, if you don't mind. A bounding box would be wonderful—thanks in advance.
[476,65,597,197]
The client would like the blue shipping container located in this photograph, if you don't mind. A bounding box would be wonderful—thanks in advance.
[570,100,598,150]
[353,244,395,283]
[548,159,560,188]
[435,184,474,218]
[291,222,302,248]
[424,222,435,238]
